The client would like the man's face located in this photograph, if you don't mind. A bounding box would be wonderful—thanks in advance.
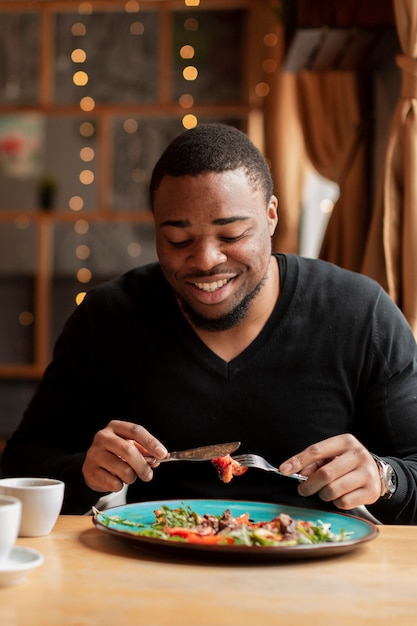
[153,168,278,330]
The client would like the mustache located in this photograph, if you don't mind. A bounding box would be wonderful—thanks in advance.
[181,269,236,280]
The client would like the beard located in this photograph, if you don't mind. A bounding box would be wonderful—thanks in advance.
[177,274,267,332]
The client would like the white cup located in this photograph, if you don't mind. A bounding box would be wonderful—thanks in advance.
[0,478,65,537]
[0,495,22,567]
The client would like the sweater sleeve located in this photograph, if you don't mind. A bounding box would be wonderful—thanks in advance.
[1,295,112,514]
[356,286,417,524]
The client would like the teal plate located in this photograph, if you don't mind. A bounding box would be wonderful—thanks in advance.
[92,499,379,561]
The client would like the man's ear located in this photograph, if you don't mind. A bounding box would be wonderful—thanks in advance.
[267,195,278,236]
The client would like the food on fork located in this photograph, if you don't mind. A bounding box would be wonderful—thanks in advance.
[211,454,248,483]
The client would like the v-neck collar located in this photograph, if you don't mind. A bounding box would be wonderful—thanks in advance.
[165,254,298,380]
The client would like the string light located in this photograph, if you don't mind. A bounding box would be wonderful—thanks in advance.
[179,94,194,109]
[71,48,87,63]
[80,96,95,112]
[76,268,92,283]
[73,70,88,86]
[69,8,97,303]
[75,244,91,260]
[182,65,198,81]
[183,18,198,31]
[262,59,277,73]
[180,45,194,59]
[179,4,201,129]
[130,21,144,35]
[252,26,281,105]
[74,219,89,235]
[79,121,95,137]
[125,0,140,12]
[123,118,138,133]
[78,3,93,15]
[80,147,95,162]
[69,195,84,211]
[79,169,94,185]
[75,292,87,305]
[263,32,278,47]
[18,311,34,327]
[71,23,86,36]
[255,82,270,97]
[182,114,197,129]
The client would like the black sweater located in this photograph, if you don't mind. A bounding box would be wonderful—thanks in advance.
[3,254,417,523]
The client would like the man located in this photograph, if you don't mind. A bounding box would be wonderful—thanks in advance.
[3,123,417,523]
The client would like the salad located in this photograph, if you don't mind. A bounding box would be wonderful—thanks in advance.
[96,504,353,547]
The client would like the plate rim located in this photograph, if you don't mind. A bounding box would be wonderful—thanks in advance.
[92,498,379,560]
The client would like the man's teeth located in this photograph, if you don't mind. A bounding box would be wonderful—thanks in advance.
[194,278,229,293]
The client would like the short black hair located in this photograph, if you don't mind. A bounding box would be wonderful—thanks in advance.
[149,123,274,209]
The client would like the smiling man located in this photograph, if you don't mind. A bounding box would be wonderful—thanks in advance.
[3,123,417,524]
[154,171,279,358]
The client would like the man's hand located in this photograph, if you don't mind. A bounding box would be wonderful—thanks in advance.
[82,420,168,493]
[279,434,382,510]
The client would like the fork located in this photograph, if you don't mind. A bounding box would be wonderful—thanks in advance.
[232,453,307,482]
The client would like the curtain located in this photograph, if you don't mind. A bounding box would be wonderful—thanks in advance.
[266,68,372,268]
[297,71,372,271]
[266,72,308,253]
[361,0,417,337]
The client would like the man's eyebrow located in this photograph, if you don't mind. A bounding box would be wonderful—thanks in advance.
[159,219,191,228]
[159,216,250,228]
[213,216,250,226]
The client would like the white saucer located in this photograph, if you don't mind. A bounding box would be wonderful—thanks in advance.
[0,546,44,587]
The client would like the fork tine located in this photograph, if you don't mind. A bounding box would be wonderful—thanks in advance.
[233,454,263,464]
[233,454,257,462]
[232,453,307,481]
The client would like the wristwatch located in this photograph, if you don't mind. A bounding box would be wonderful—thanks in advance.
[371,454,397,499]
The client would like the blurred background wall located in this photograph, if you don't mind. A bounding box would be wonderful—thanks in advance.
[0,0,400,448]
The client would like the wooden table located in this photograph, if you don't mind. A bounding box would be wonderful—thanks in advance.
[1,515,416,626]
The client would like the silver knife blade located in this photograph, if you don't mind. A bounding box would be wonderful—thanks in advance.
[145,441,241,464]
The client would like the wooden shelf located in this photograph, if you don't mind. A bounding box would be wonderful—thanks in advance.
[0,0,275,380]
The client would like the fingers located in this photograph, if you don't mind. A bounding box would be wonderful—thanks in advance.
[109,420,168,460]
[279,434,363,476]
[82,450,134,493]
[82,420,168,493]
[279,434,382,510]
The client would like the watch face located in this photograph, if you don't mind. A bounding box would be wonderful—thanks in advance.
[382,464,397,498]
[371,454,397,499]
[386,466,397,493]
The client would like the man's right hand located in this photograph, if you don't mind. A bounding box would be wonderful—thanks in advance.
[82,420,168,493]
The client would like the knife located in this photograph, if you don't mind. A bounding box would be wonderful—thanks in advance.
[144,441,241,464]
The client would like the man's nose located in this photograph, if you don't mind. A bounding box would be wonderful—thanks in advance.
[187,240,227,269]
